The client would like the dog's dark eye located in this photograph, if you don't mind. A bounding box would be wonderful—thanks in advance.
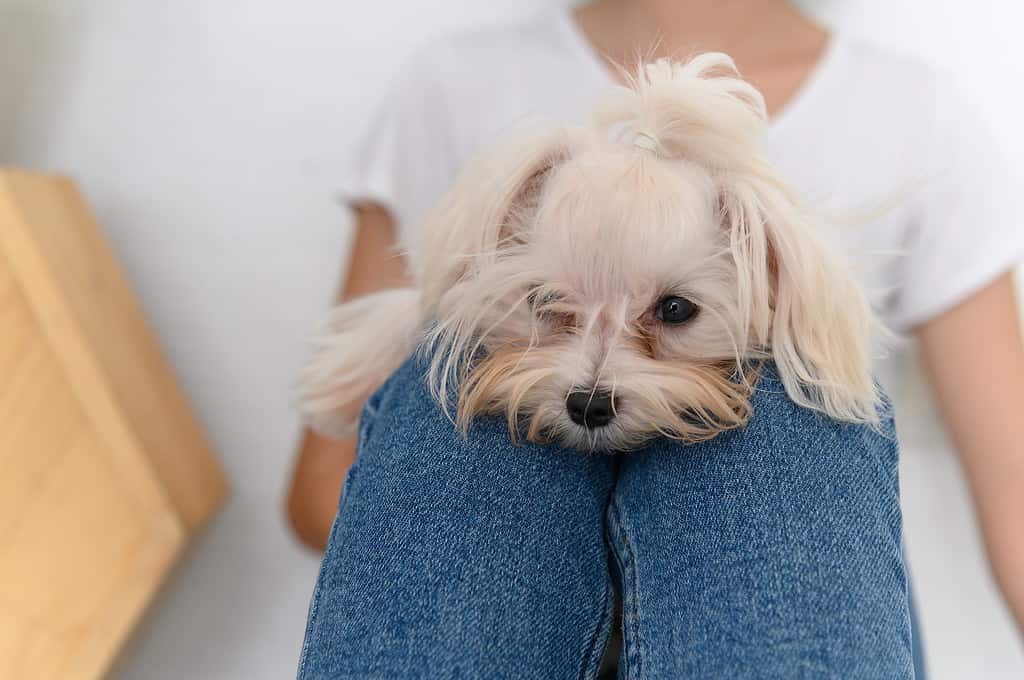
[656,296,699,324]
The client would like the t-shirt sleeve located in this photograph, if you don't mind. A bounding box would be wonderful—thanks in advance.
[334,44,459,251]
[888,79,1024,333]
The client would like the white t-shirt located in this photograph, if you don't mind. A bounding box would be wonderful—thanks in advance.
[336,6,1024,385]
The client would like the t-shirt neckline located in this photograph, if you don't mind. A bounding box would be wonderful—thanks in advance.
[551,5,845,139]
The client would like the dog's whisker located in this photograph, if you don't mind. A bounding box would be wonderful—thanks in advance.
[590,317,617,395]
[609,375,619,417]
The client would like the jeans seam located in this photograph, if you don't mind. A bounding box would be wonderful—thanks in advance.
[296,511,344,678]
[295,582,322,677]
[578,577,615,680]
[607,539,630,680]
[609,495,644,680]
[297,422,367,678]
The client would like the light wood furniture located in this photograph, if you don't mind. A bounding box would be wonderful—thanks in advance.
[0,170,227,679]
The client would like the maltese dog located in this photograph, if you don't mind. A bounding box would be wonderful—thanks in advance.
[298,54,887,452]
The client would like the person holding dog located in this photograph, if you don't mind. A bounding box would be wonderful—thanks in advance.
[289,1,1024,677]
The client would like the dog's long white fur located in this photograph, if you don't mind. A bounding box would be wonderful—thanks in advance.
[297,54,891,446]
[298,287,421,436]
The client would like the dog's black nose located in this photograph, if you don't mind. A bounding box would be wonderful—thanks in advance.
[566,390,616,428]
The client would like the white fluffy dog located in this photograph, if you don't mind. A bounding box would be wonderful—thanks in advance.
[298,54,887,452]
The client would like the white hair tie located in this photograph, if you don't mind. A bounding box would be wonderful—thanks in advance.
[632,130,660,153]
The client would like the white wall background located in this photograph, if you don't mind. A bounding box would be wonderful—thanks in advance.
[1,1,1021,678]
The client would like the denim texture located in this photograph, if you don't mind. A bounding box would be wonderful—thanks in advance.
[297,355,917,679]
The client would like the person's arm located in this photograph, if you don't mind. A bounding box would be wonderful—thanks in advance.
[916,270,1024,633]
[287,204,411,551]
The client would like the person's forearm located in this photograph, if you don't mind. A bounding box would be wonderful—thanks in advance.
[917,271,1024,638]
[966,460,1024,632]
[287,431,356,551]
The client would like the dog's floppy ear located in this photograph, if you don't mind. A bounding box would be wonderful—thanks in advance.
[721,173,886,425]
[413,124,576,313]
[409,123,576,418]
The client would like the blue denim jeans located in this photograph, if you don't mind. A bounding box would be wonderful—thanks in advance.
[298,355,923,679]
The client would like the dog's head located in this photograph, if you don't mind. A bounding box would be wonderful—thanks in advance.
[414,55,885,451]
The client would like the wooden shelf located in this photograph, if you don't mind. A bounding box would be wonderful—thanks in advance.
[0,170,228,680]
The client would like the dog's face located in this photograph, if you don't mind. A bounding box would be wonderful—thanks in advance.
[450,149,758,451]
[414,56,882,452]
